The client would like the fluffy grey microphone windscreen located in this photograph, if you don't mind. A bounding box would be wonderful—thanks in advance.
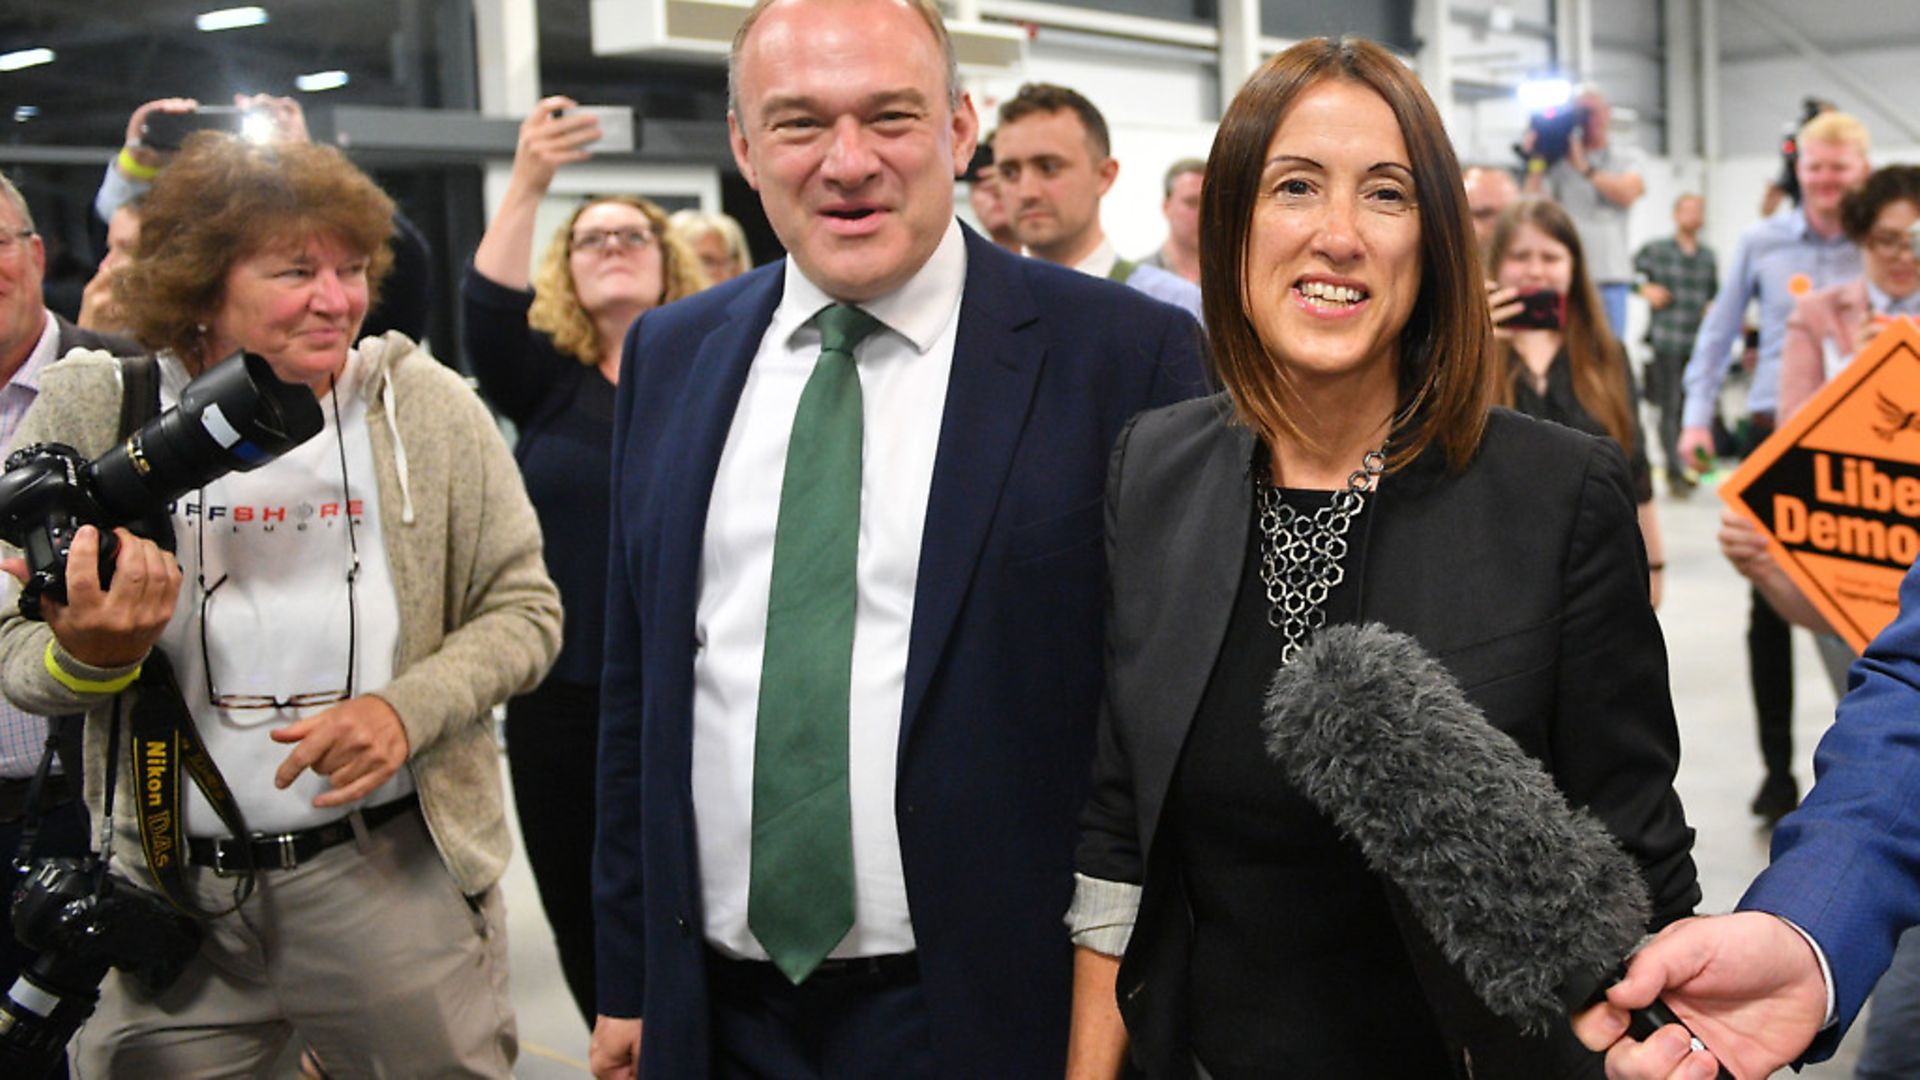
[1261,622,1650,1038]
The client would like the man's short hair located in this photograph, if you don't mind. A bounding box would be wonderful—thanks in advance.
[0,171,35,233]
[1672,192,1701,210]
[728,0,961,121]
[997,83,1111,160]
[1162,158,1205,199]
[1800,111,1870,154]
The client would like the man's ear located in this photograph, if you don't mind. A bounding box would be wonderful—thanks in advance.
[949,93,980,179]
[729,112,759,190]
[1095,156,1119,198]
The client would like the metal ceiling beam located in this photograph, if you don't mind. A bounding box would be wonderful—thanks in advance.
[1728,0,1920,144]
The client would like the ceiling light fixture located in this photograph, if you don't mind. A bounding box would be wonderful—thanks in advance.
[195,7,270,32]
[0,48,56,72]
[295,70,349,93]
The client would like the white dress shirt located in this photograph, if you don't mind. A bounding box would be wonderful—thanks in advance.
[693,219,967,960]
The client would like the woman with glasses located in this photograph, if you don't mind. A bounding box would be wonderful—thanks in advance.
[464,96,706,1026]
[0,132,561,1076]
[1722,166,1920,636]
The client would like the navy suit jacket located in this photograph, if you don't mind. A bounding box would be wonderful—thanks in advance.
[1742,555,1920,1059]
[594,224,1207,1077]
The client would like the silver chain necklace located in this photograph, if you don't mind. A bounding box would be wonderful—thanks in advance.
[1257,446,1387,665]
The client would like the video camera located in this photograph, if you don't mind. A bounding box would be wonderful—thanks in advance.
[1525,100,1590,168]
[0,350,324,619]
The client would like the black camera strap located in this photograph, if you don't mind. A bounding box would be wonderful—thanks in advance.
[126,651,256,916]
[110,352,252,916]
[7,715,76,875]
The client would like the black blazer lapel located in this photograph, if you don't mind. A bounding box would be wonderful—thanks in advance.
[1127,413,1254,859]
[900,230,1045,741]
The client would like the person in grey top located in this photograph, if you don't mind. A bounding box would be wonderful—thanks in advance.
[1523,86,1645,338]
[1139,158,1203,288]
[993,82,1204,323]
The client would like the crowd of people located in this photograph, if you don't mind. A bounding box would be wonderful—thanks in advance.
[0,0,1917,1077]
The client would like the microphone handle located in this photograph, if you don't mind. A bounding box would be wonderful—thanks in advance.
[1626,997,1736,1080]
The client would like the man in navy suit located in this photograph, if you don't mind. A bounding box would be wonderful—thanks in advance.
[1572,556,1920,1078]
[587,1,1206,1077]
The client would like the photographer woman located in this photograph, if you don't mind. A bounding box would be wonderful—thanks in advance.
[1068,37,1697,1078]
[0,132,560,1076]
[465,96,705,1025]
[1489,196,1665,606]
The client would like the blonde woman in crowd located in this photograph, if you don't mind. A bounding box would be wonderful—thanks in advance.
[465,96,707,1025]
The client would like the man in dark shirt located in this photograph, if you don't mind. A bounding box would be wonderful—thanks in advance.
[1633,193,1717,494]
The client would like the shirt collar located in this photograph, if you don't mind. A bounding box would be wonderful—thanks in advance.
[1868,279,1920,316]
[1788,207,1849,245]
[12,309,60,394]
[773,217,968,355]
[1072,237,1118,279]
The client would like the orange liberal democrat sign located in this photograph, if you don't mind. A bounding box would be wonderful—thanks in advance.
[1721,318,1920,653]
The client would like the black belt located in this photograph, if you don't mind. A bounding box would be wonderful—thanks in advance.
[0,773,76,824]
[186,794,417,876]
[706,946,919,986]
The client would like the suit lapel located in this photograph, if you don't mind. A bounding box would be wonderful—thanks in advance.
[900,232,1045,740]
[654,269,786,664]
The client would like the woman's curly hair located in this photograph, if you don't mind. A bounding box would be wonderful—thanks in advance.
[528,195,708,366]
[116,132,395,364]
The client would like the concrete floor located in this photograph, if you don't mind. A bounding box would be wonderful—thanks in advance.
[493,475,1871,1078]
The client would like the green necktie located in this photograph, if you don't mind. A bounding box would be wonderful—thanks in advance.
[748,302,882,984]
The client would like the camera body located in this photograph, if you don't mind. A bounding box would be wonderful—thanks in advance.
[1527,103,1590,167]
[0,351,324,619]
[0,858,201,1077]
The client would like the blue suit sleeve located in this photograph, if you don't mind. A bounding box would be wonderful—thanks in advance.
[1740,557,1920,1053]
[1682,228,1759,428]
[594,312,651,1019]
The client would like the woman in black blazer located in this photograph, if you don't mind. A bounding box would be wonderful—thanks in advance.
[1067,38,1701,1079]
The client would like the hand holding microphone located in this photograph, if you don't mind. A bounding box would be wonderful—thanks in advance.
[1262,624,1732,1076]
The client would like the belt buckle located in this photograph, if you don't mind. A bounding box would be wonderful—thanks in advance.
[211,840,244,877]
[211,834,298,875]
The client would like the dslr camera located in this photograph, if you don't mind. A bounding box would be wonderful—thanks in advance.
[0,351,323,619]
[0,858,201,1077]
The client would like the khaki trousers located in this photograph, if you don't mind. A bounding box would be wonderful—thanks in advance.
[72,809,516,1079]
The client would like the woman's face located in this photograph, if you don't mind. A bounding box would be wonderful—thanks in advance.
[569,201,666,316]
[1244,79,1422,390]
[693,231,740,284]
[207,231,369,390]
[1496,221,1574,299]
[1863,198,1919,300]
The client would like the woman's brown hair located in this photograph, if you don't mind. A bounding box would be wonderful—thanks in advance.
[1487,197,1635,455]
[1839,164,1920,244]
[1200,36,1494,473]
[117,132,396,365]
[529,196,709,366]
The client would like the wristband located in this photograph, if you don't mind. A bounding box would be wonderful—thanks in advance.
[44,639,141,695]
[1527,157,1547,175]
[1648,562,1666,572]
[116,147,159,181]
